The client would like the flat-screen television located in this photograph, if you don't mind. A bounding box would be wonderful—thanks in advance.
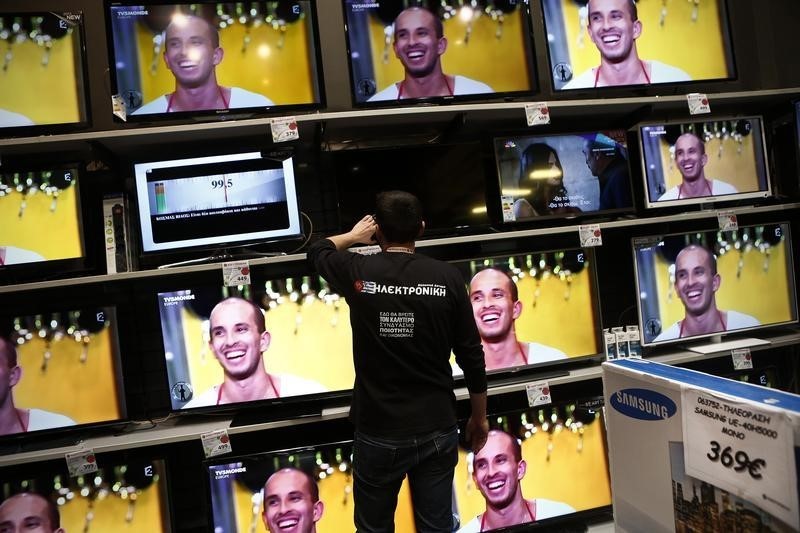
[334,142,491,237]
[206,440,415,532]
[639,116,771,209]
[453,400,612,530]
[341,0,536,106]
[491,129,633,224]
[0,455,172,531]
[449,248,603,375]
[0,164,85,276]
[633,222,798,347]
[133,151,302,259]
[0,307,127,440]
[0,11,89,137]
[540,0,735,92]
[157,280,353,412]
[105,1,325,121]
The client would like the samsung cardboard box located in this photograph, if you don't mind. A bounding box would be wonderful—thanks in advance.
[602,358,800,533]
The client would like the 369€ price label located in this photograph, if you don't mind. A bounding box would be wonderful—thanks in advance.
[682,388,798,529]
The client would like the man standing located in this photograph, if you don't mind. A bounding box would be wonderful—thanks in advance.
[0,336,76,436]
[654,244,759,341]
[183,297,326,408]
[0,493,64,533]
[469,268,566,370]
[657,132,738,200]
[458,430,575,532]
[562,0,690,89]
[133,14,274,114]
[262,467,324,533]
[368,7,493,101]
[582,136,632,211]
[308,191,488,532]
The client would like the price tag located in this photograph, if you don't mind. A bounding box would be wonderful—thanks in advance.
[524,102,551,126]
[731,348,753,370]
[270,116,299,143]
[222,260,251,287]
[526,381,552,407]
[65,449,98,477]
[201,429,232,458]
[578,224,602,247]
[682,388,798,528]
[500,195,516,222]
[717,212,738,231]
[686,93,711,115]
[111,94,127,121]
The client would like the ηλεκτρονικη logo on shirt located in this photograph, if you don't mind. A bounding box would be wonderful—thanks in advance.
[355,281,447,297]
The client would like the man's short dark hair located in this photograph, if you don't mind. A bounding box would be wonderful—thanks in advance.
[212,297,266,334]
[395,6,444,40]
[589,0,638,21]
[474,430,522,464]
[167,14,220,49]
[265,467,320,503]
[474,268,519,302]
[676,131,706,155]
[0,335,17,369]
[375,191,423,244]
[678,244,718,276]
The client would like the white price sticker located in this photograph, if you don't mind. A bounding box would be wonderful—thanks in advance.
[524,102,551,126]
[578,224,602,247]
[349,245,382,255]
[686,93,711,115]
[270,116,299,143]
[731,348,753,370]
[222,260,251,287]
[501,195,516,222]
[682,388,798,529]
[65,449,99,477]
[526,381,552,407]
[201,429,232,458]
[717,212,738,231]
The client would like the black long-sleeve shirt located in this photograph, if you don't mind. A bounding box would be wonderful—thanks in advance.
[308,239,487,438]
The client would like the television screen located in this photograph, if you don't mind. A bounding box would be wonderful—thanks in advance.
[334,143,491,236]
[133,151,302,255]
[450,249,602,374]
[541,0,735,91]
[206,441,415,532]
[633,222,798,347]
[0,457,171,532]
[453,401,611,531]
[0,11,89,136]
[0,307,126,439]
[105,1,324,121]
[492,129,633,223]
[342,0,536,106]
[0,165,84,270]
[157,280,353,411]
[639,116,771,209]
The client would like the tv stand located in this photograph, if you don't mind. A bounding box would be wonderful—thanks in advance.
[686,336,771,354]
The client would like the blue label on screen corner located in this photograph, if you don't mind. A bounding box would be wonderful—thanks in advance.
[610,388,677,421]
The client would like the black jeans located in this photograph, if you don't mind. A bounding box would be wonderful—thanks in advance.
[353,425,459,533]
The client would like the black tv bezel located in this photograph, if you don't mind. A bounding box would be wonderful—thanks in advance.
[446,244,605,380]
[340,0,540,109]
[0,10,92,139]
[0,305,129,447]
[631,221,799,348]
[153,276,352,419]
[637,114,772,210]
[130,150,305,268]
[103,0,327,125]
[538,0,738,97]
[487,128,637,228]
[0,160,91,285]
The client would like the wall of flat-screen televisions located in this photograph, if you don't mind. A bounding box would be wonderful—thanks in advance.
[2,1,800,532]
